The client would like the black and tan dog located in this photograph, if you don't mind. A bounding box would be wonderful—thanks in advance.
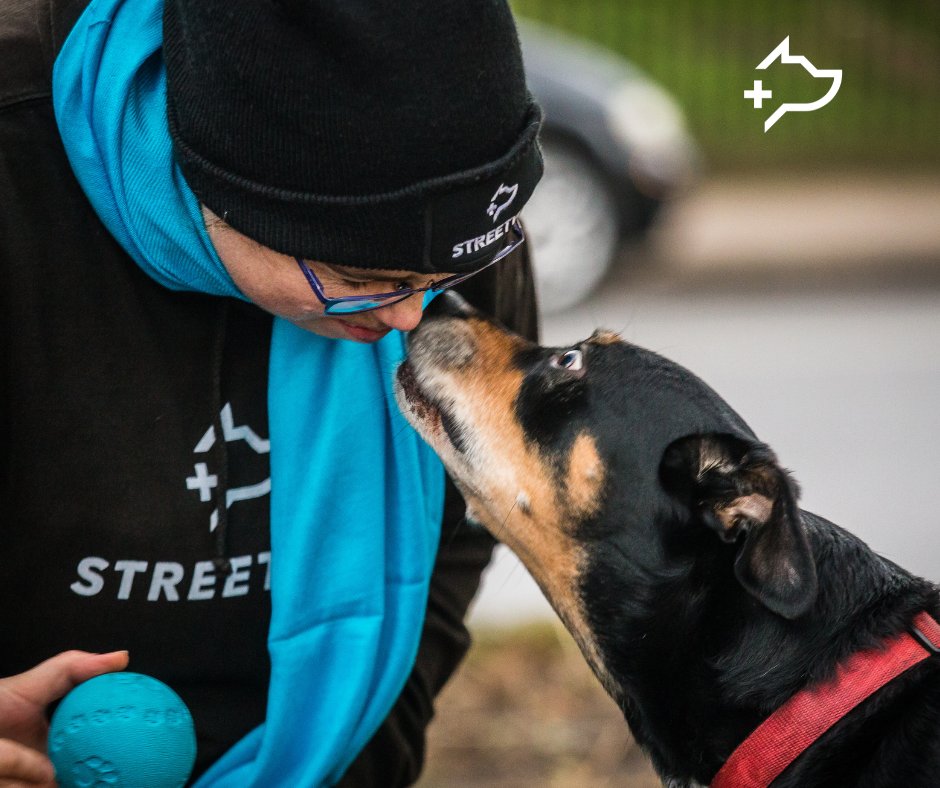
[395,292,940,787]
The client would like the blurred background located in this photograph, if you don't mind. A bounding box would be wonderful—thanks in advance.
[421,2,940,785]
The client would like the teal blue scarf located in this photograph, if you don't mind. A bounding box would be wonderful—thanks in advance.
[52,0,445,784]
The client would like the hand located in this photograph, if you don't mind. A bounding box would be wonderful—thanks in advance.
[0,650,128,787]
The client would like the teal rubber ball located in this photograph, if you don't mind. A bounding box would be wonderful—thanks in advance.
[48,672,196,788]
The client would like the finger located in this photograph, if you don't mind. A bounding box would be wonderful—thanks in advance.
[0,738,55,785]
[4,650,129,707]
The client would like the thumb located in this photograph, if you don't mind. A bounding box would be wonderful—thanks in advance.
[5,650,129,708]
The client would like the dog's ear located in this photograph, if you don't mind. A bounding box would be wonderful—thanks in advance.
[660,433,818,619]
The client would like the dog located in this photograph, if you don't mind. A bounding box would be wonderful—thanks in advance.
[395,291,940,787]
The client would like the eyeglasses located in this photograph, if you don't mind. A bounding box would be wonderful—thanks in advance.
[295,218,525,315]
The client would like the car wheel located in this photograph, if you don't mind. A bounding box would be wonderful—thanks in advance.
[522,138,621,314]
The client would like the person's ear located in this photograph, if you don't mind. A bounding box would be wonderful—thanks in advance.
[659,433,818,619]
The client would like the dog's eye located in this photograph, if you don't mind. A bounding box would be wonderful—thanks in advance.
[550,349,584,372]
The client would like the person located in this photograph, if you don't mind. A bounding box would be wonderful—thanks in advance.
[0,0,542,784]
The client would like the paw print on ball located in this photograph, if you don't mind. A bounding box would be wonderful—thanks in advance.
[71,756,120,787]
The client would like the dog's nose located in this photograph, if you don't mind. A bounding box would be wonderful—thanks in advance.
[425,290,475,319]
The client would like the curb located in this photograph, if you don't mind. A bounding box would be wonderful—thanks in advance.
[647,173,940,278]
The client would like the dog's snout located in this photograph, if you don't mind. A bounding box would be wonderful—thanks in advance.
[408,291,477,370]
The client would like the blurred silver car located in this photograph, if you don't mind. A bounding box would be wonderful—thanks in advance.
[518,20,698,312]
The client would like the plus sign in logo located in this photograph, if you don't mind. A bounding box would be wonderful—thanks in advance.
[744,80,773,109]
[745,37,842,132]
[186,403,270,532]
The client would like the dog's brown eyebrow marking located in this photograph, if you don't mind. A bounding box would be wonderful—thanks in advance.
[565,432,605,522]
[588,329,622,346]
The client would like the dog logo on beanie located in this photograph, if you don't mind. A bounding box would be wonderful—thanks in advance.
[487,183,518,223]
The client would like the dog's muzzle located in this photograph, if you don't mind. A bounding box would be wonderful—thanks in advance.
[406,291,477,372]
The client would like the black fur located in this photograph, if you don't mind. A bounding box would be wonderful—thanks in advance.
[407,297,940,786]
[506,333,940,786]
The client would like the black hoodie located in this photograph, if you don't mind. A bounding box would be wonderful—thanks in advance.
[0,0,539,782]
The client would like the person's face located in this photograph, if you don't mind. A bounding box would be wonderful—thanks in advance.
[204,207,454,343]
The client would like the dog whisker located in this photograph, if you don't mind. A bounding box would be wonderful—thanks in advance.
[491,498,518,543]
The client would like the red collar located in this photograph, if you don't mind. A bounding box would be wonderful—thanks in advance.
[711,611,940,788]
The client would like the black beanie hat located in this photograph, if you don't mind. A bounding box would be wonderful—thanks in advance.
[163,0,543,274]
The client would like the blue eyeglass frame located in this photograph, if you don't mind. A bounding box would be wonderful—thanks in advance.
[295,218,525,315]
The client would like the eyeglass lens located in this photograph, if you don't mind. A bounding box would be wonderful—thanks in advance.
[322,220,524,314]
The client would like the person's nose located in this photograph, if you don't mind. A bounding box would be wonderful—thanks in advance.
[372,293,425,332]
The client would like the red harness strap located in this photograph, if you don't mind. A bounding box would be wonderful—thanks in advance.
[711,611,940,788]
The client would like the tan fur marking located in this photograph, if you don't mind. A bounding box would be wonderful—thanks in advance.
[402,316,613,692]
[463,485,611,689]
[716,493,774,530]
[441,321,610,680]
[566,433,605,520]
[589,329,622,346]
